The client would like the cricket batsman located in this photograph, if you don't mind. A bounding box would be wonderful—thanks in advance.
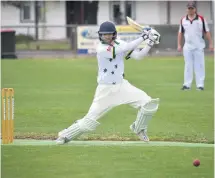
[56,21,161,144]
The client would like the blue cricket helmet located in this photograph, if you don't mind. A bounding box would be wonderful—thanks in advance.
[98,21,117,41]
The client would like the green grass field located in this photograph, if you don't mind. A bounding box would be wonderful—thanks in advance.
[2,146,214,178]
[1,56,214,178]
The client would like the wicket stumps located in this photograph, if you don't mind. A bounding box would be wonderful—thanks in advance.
[1,88,14,144]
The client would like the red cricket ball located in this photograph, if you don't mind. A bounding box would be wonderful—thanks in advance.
[193,159,200,167]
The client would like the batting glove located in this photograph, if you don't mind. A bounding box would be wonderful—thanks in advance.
[141,28,161,46]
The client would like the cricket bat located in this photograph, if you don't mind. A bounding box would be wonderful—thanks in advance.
[126,16,161,46]
[126,16,150,32]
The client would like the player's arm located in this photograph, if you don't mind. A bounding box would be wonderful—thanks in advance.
[97,30,152,59]
[125,29,160,60]
[115,29,160,55]
[203,18,213,50]
[115,36,146,54]
[177,33,183,47]
[125,40,153,60]
[177,19,184,51]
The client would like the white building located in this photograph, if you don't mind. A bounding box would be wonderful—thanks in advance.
[1,1,213,40]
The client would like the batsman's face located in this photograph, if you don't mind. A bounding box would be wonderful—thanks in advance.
[102,34,113,44]
[187,7,196,16]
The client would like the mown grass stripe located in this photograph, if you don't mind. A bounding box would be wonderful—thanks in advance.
[1,139,214,148]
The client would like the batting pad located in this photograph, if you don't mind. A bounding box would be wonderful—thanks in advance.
[78,118,100,132]
[59,119,100,141]
[133,98,159,134]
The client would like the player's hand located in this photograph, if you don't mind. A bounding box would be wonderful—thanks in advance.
[177,45,182,52]
[209,43,214,52]
[146,39,155,47]
[150,29,161,44]
[141,29,160,45]
[141,31,154,47]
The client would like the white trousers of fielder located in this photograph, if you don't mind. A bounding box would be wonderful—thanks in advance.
[183,48,205,88]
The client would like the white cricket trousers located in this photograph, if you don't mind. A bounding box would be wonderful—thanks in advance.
[183,48,205,88]
[82,79,151,121]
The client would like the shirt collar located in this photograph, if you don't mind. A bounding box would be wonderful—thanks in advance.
[186,14,198,21]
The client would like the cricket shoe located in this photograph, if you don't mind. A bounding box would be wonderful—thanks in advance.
[130,123,150,142]
[55,129,70,145]
[181,86,190,90]
[196,87,204,91]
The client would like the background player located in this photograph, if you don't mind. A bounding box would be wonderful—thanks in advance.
[178,1,213,91]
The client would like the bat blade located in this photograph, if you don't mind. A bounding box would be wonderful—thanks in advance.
[126,16,149,32]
